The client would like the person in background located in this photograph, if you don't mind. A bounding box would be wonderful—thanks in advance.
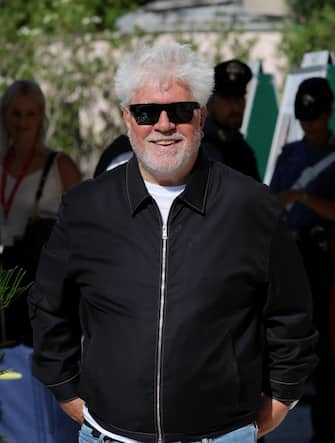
[270,76,335,443]
[203,59,260,181]
[29,41,317,443]
[0,79,81,443]
[0,79,81,344]
[93,133,132,177]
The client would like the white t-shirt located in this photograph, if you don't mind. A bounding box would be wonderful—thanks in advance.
[144,180,185,225]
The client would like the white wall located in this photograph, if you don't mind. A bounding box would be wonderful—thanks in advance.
[243,0,289,15]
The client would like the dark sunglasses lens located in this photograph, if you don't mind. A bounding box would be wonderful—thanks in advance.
[129,102,200,125]
[130,104,160,125]
[172,102,198,123]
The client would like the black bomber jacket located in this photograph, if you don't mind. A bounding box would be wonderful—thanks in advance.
[30,152,318,443]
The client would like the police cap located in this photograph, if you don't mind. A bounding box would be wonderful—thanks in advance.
[294,77,334,121]
[213,59,252,97]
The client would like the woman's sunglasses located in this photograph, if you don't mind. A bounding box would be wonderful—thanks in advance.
[128,101,200,125]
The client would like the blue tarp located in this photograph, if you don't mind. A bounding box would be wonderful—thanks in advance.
[0,344,79,443]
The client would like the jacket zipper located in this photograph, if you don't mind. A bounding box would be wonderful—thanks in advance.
[157,223,168,443]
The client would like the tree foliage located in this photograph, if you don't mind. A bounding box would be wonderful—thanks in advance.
[0,0,145,174]
[0,0,142,35]
[280,5,335,69]
[287,0,333,18]
[0,1,258,176]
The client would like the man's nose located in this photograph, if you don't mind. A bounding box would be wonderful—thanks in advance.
[154,110,175,131]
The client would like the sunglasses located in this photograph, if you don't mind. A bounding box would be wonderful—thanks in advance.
[128,101,201,125]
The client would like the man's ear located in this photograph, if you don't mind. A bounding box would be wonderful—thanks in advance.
[200,106,207,128]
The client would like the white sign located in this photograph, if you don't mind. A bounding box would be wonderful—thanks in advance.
[301,51,334,68]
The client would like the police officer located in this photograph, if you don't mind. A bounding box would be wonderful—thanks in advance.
[94,134,132,177]
[203,59,260,181]
[270,77,335,443]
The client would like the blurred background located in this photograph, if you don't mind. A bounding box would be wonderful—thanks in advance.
[0,2,334,442]
[0,0,333,178]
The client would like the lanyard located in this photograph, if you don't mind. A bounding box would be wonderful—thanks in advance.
[1,149,34,219]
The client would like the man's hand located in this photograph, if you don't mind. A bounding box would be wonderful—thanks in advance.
[256,395,289,438]
[60,397,85,424]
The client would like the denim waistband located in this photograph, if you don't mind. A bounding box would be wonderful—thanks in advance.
[83,420,112,442]
[82,421,256,443]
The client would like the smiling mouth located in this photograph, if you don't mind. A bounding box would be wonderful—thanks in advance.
[150,139,181,146]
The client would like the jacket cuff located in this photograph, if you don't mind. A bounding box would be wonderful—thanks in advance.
[47,372,80,402]
[264,378,305,401]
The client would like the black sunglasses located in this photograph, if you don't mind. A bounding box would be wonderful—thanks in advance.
[128,101,201,125]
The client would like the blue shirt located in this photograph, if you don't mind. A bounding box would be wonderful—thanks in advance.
[270,138,335,229]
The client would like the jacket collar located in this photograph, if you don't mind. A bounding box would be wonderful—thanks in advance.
[180,150,210,214]
[125,156,151,214]
[205,115,242,143]
[126,148,211,216]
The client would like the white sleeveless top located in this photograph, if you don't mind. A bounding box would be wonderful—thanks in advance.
[0,156,63,246]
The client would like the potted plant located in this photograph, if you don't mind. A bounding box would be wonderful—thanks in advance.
[0,267,31,443]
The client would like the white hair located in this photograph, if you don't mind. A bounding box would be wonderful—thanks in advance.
[115,41,214,107]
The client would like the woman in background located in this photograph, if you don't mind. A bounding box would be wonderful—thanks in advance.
[0,79,81,443]
[0,79,81,343]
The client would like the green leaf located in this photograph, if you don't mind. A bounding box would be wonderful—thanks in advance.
[0,267,32,309]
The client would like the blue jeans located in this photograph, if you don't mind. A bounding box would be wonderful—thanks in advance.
[79,423,257,443]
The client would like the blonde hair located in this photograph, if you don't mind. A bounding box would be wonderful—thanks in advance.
[0,79,48,152]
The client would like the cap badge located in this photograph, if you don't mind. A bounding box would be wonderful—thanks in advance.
[301,94,315,107]
[226,62,244,81]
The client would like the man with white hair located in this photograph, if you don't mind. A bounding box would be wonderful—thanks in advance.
[29,40,317,443]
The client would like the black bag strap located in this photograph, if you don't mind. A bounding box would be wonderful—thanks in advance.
[35,151,58,203]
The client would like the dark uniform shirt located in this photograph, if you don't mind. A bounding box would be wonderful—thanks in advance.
[270,136,335,230]
[94,134,132,178]
[270,136,335,443]
[202,116,260,181]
